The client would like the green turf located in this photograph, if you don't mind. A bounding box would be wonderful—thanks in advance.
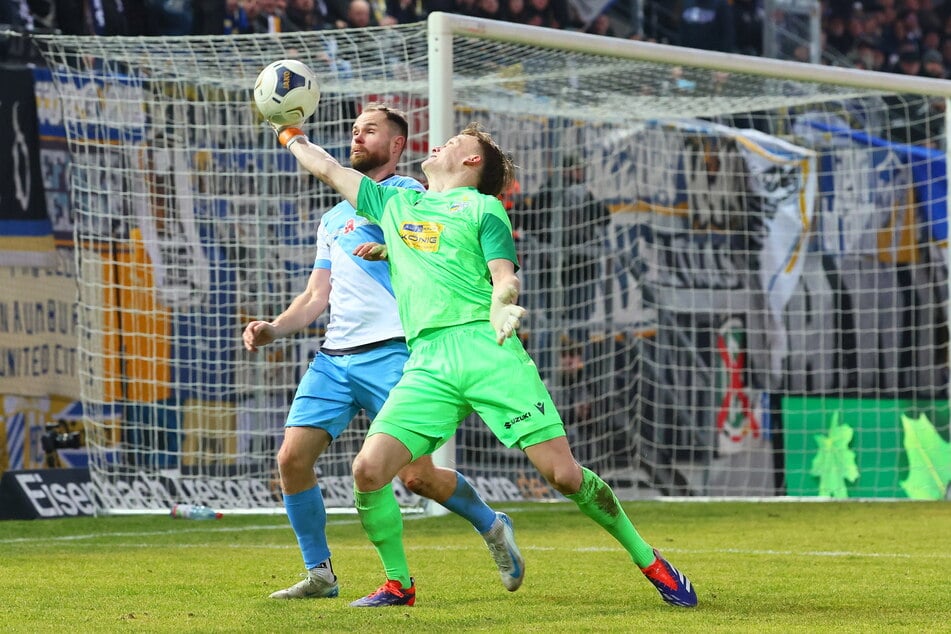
[1,501,948,633]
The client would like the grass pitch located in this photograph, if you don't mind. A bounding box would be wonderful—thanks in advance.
[1,501,949,633]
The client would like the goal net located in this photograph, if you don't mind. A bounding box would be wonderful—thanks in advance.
[27,14,950,512]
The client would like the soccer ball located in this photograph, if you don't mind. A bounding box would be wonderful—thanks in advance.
[253,59,320,127]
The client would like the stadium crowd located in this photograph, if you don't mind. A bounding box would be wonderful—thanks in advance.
[2,0,950,78]
[0,0,597,38]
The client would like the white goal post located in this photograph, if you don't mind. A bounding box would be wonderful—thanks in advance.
[24,13,951,513]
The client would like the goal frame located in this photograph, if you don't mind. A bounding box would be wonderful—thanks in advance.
[425,11,951,501]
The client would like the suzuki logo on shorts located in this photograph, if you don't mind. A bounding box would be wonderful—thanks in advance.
[400,221,443,252]
[504,411,532,429]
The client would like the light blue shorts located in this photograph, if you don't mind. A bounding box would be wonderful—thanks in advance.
[284,339,409,439]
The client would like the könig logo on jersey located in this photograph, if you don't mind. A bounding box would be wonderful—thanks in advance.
[399,221,443,252]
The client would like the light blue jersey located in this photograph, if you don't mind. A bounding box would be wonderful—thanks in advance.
[287,173,424,435]
[315,174,424,350]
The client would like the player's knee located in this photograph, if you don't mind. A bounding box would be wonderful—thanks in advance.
[351,453,388,491]
[542,462,583,495]
[276,444,318,488]
[276,444,303,474]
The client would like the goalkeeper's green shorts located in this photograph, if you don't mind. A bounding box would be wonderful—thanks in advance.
[368,321,566,461]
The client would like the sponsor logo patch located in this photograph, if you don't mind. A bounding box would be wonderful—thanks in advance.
[504,411,532,429]
[400,221,443,252]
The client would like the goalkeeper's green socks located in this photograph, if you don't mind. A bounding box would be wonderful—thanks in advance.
[566,467,656,568]
[353,483,412,588]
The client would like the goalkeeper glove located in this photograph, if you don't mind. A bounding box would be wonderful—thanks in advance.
[269,120,307,149]
[489,285,526,345]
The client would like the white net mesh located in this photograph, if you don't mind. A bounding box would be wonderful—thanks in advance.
[28,16,951,510]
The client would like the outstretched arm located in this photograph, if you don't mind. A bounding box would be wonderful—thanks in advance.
[276,127,365,207]
[243,267,330,352]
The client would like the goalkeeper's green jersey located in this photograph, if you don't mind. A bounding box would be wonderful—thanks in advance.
[356,176,518,343]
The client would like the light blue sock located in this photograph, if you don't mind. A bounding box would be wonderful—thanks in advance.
[284,485,329,570]
[440,472,497,534]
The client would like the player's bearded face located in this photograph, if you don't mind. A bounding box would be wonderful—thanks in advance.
[350,142,389,174]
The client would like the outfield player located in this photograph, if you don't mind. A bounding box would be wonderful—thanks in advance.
[269,119,698,608]
[244,105,524,600]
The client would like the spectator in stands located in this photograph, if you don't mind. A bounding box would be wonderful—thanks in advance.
[502,0,530,23]
[557,339,594,459]
[454,0,481,16]
[941,35,951,67]
[143,0,194,35]
[562,155,610,329]
[889,41,922,73]
[341,0,376,27]
[318,0,353,28]
[584,12,617,37]
[920,28,942,55]
[248,0,303,33]
[386,0,425,23]
[847,3,872,41]
[879,26,946,147]
[518,156,610,332]
[1,0,31,30]
[824,13,854,57]
[733,0,763,55]
[847,51,868,70]
[224,0,251,33]
[678,0,736,52]
[942,12,951,44]
[899,7,924,45]
[824,0,853,18]
[874,0,896,32]
[921,47,946,77]
[54,0,135,35]
[474,0,504,21]
[523,0,567,29]
[852,34,886,70]
[193,0,227,34]
[881,8,922,55]
[287,0,326,29]
[844,9,866,49]
[365,0,397,25]
[916,0,942,36]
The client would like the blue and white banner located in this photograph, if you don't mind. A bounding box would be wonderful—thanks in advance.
[793,113,947,257]
[590,120,816,363]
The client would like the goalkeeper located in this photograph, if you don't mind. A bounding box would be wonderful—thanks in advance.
[244,104,524,600]
[270,119,698,608]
